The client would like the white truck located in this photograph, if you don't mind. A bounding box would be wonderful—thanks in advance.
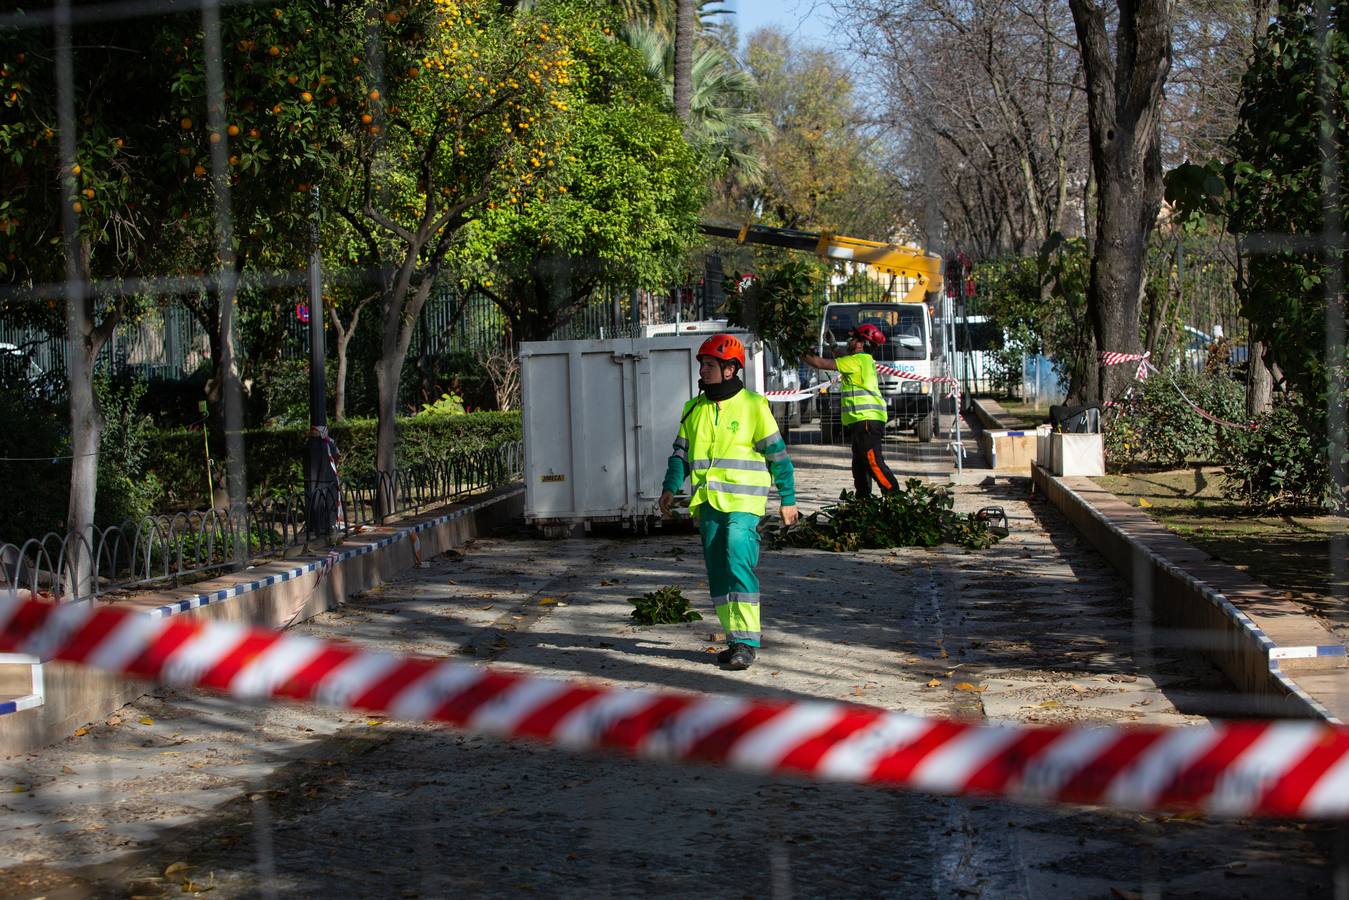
[815,300,940,443]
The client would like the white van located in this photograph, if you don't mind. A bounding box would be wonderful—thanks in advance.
[815,301,939,443]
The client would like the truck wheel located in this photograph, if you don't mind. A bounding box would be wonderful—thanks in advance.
[916,412,934,443]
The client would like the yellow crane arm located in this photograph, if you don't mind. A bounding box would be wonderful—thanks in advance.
[701,222,944,302]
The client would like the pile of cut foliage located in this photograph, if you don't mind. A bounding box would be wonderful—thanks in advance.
[763,479,1004,552]
[627,586,703,625]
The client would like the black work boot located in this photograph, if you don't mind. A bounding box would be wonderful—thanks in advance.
[723,643,756,671]
[716,645,736,665]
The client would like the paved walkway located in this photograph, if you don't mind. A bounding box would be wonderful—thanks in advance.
[0,418,1338,898]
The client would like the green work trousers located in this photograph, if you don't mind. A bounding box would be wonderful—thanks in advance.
[698,507,762,647]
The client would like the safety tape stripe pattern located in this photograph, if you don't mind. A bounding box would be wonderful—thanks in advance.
[2,594,1348,819]
[145,489,522,619]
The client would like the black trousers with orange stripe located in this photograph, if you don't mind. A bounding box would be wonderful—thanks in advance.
[847,420,898,497]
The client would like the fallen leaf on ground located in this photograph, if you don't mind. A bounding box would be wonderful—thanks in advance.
[1069,683,1087,693]
[704,646,720,653]
[1137,497,1153,508]
[538,597,558,605]
[61,765,77,775]
[73,726,88,737]
[925,678,942,688]
[1038,700,1061,709]
[164,862,192,879]
[954,682,985,693]
[139,716,154,726]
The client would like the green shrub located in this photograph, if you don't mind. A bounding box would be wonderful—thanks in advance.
[1103,369,1244,470]
[1220,397,1343,513]
[94,377,164,527]
[150,411,522,508]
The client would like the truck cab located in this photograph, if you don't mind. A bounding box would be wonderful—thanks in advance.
[815,301,939,443]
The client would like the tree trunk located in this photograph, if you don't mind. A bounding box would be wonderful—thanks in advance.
[63,239,116,600]
[673,0,694,126]
[1246,339,1274,415]
[333,328,351,422]
[1069,0,1173,402]
[374,355,400,520]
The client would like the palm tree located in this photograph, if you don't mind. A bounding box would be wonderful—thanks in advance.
[674,0,694,123]
[624,24,770,189]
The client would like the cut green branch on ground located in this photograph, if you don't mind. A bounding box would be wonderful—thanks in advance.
[762,479,1005,552]
[627,586,703,625]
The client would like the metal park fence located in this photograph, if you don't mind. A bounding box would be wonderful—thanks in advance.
[0,441,521,605]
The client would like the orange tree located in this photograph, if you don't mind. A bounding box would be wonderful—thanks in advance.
[454,22,706,342]
[327,0,592,486]
[0,2,368,538]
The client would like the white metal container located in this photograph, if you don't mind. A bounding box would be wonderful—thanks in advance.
[520,331,764,532]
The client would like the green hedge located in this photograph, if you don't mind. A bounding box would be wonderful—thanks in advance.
[151,412,522,508]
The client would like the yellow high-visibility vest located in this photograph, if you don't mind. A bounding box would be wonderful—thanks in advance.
[836,353,887,425]
[676,390,781,516]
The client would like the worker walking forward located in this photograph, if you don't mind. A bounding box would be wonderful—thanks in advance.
[660,334,799,671]
[802,324,899,497]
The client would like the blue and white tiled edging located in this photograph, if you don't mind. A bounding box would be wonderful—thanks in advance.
[1042,469,1344,724]
[147,488,523,619]
[0,652,44,716]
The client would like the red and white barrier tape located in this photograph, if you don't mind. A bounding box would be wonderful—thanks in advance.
[4,596,1346,818]
[763,376,837,404]
[876,365,961,399]
[1099,351,1151,382]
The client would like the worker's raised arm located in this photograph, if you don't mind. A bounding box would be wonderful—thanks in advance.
[801,353,837,371]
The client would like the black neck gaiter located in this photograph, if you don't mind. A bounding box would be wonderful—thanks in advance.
[700,375,743,402]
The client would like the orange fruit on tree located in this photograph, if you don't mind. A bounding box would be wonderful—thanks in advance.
[227,124,239,136]
[71,200,83,213]
[70,163,81,175]
[300,91,313,103]
[268,45,280,56]
[82,188,95,199]
[193,164,206,176]
[180,117,193,129]
[248,127,260,139]
[368,89,380,101]
[360,113,373,124]
[287,74,298,84]
[209,132,221,143]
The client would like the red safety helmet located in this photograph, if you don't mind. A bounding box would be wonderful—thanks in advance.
[852,323,887,346]
[697,333,746,369]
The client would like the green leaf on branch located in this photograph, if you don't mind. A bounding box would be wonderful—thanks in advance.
[627,586,703,625]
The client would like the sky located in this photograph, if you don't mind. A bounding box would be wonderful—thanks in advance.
[722,0,838,49]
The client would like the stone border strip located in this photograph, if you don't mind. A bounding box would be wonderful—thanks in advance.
[1031,464,1344,723]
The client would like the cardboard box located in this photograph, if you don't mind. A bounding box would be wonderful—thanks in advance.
[1050,432,1105,476]
[979,429,1038,472]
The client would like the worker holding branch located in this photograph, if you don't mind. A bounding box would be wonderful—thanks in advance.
[801,324,899,497]
[659,334,799,671]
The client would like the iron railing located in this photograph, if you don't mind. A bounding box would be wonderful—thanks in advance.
[0,441,522,604]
